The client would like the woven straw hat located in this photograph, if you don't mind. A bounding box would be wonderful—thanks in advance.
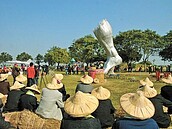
[10,81,25,90]
[0,74,8,82]
[64,91,99,117]
[140,77,153,87]
[54,74,63,81]
[138,85,157,98]
[25,84,40,94]
[80,75,93,84]
[16,74,27,82]
[120,90,155,120]
[50,78,63,89]
[162,74,172,84]
[91,86,110,100]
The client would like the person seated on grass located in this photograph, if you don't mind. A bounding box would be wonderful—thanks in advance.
[19,84,40,112]
[91,86,116,129]
[161,74,172,113]
[60,91,101,129]
[3,81,26,112]
[112,90,159,129]
[139,77,172,128]
[75,75,94,93]
[35,82,64,120]
[0,74,10,96]
[0,98,16,129]
[52,74,70,101]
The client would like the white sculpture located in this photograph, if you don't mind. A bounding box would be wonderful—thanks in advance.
[94,19,122,74]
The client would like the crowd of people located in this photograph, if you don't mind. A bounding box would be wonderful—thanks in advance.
[0,61,172,128]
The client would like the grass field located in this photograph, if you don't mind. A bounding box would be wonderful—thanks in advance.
[7,71,166,109]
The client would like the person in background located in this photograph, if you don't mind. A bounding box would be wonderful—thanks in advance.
[34,65,39,85]
[139,77,172,128]
[3,81,26,112]
[0,74,10,95]
[35,82,64,120]
[27,62,35,87]
[60,91,101,129]
[91,86,116,129]
[75,75,94,93]
[19,84,40,112]
[12,64,20,84]
[112,90,158,129]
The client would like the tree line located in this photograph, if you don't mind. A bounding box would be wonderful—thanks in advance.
[0,29,172,67]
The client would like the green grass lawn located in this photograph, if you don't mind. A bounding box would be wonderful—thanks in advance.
[7,71,166,109]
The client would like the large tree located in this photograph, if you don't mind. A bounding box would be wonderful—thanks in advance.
[114,30,142,65]
[0,52,13,63]
[159,30,172,61]
[16,52,32,61]
[35,54,44,64]
[44,46,70,66]
[68,35,106,64]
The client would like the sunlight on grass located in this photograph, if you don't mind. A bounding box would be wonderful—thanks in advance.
[7,71,166,109]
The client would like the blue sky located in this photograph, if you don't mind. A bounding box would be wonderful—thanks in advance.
[0,0,172,65]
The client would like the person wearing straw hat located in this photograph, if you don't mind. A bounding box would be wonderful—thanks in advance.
[112,90,159,129]
[75,75,94,93]
[161,74,172,113]
[52,74,70,101]
[91,86,116,129]
[139,77,172,128]
[60,91,101,129]
[0,74,10,95]
[35,82,64,120]
[3,81,26,112]
[19,84,40,112]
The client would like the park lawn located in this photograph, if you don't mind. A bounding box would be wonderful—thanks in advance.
[7,71,166,109]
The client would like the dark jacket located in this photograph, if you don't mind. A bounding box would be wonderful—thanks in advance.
[92,99,116,128]
[149,94,172,128]
[3,90,25,112]
[112,117,159,129]
[161,85,172,113]
[19,94,38,112]
[60,116,101,129]
[0,99,16,129]
[0,81,10,95]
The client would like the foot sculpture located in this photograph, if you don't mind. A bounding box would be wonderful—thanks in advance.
[94,19,122,74]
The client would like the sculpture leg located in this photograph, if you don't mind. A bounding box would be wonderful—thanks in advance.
[94,20,122,74]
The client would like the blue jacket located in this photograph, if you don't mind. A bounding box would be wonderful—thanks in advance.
[112,118,159,129]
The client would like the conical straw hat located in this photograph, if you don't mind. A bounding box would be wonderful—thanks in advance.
[91,86,110,100]
[25,84,40,94]
[0,74,8,81]
[54,74,63,81]
[138,85,157,98]
[16,74,27,82]
[140,77,153,86]
[162,74,172,84]
[50,78,63,89]
[10,81,25,90]
[120,90,155,120]
[64,91,99,117]
[80,75,93,84]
